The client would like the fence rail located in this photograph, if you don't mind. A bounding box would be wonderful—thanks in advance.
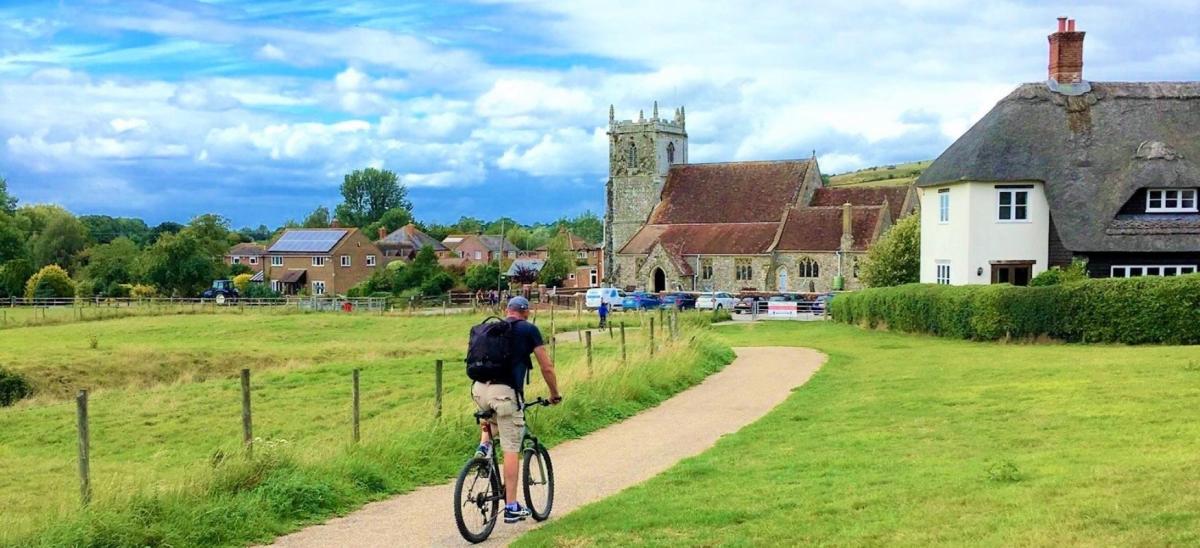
[5,296,389,310]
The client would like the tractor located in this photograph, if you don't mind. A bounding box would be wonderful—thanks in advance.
[201,279,239,304]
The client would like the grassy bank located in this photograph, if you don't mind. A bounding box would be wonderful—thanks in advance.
[1,310,731,546]
[517,321,1200,546]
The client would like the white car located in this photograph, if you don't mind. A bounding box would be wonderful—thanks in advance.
[585,288,625,310]
[696,291,737,310]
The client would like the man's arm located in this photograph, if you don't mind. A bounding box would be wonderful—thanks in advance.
[532,345,561,402]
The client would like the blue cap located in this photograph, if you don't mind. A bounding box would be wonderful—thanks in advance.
[507,296,530,311]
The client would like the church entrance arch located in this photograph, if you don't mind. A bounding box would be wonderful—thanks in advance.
[652,268,667,293]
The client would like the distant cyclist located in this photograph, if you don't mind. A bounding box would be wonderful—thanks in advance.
[470,296,562,523]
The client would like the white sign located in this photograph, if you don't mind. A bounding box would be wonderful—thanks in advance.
[767,301,797,318]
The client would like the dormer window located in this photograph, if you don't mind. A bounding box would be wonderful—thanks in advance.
[1146,189,1196,213]
[667,142,675,164]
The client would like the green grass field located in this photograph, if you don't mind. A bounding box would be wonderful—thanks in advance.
[517,321,1200,546]
[1,309,729,546]
[828,159,931,187]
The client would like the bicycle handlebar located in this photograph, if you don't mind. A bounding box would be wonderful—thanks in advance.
[523,397,560,409]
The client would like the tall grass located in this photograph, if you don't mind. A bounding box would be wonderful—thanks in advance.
[3,311,731,547]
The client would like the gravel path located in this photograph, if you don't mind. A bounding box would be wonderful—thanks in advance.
[266,346,825,547]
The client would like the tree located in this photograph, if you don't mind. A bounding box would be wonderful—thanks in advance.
[538,235,573,287]
[186,214,232,256]
[566,211,603,245]
[140,231,225,296]
[80,215,151,246]
[0,177,16,215]
[31,211,89,271]
[302,206,332,228]
[334,168,411,228]
[0,259,34,298]
[24,264,75,299]
[82,237,140,296]
[511,264,540,285]
[364,207,413,239]
[0,213,27,265]
[150,221,184,243]
[465,262,505,291]
[861,213,920,287]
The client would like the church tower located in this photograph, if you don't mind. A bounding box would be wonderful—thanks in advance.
[604,101,688,284]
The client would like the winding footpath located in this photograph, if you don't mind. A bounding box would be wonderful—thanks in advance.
[267,346,825,547]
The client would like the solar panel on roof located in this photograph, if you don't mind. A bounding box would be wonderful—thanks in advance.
[268,229,347,253]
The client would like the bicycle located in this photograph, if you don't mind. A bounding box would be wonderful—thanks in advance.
[454,397,556,543]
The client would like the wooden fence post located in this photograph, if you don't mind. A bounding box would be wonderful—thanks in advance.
[620,322,627,364]
[76,389,91,506]
[352,369,361,443]
[240,369,253,454]
[435,359,444,419]
[585,331,593,377]
[649,317,656,356]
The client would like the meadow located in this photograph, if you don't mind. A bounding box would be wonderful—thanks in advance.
[828,159,931,187]
[518,321,1200,546]
[0,307,731,546]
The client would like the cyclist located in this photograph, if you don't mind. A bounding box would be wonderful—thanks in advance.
[472,296,562,523]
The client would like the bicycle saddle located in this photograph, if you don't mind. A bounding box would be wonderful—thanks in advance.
[474,409,495,421]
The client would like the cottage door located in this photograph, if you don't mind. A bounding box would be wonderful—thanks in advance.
[777,268,789,292]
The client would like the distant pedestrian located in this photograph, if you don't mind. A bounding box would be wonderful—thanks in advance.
[597,294,609,328]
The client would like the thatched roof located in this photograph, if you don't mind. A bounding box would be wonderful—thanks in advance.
[918,82,1200,253]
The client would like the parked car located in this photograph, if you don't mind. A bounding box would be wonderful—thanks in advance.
[661,292,697,310]
[201,280,238,304]
[621,291,662,310]
[811,293,835,313]
[696,291,738,310]
[733,296,769,315]
[585,287,625,310]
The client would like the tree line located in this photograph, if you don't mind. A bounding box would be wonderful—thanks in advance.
[0,168,604,299]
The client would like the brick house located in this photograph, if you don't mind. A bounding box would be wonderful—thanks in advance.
[605,103,915,293]
[442,234,519,266]
[265,228,382,296]
[224,243,266,272]
[375,223,448,262]
[534,228,603,288]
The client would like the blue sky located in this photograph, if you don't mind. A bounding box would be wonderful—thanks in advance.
[0,1,1197,228]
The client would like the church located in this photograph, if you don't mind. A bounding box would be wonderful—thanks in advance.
[603,103,917,293]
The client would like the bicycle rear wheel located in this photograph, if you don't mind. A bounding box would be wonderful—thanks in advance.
[522,445,555,521]
[454,458,501,543]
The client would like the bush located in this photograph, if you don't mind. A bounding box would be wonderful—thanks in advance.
[0,367,32,406]
[242,283,280,299]
[232,273,254,293]
[24,264,76,299]
[419,271,455,296]
[230,263,253,276]
[860,213,919,287]
[129,284,158,298]
[1030,259,1088,286]
[830,274,1200,344]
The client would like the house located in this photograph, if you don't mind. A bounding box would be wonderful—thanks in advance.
[264,228,383,295]
[442,234,519,265]
[534,228,603,288]
[225,243,266,272]
[604,103,915,293]
[918,17,1200,285]
[375,223,448,261]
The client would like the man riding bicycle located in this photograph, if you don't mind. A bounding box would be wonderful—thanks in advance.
[471,296,562,523]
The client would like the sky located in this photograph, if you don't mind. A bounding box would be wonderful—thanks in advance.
[0,1,1197,228]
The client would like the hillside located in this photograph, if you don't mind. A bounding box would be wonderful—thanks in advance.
[827,160,931,187]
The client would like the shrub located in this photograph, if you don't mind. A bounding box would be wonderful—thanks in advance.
[129,284,158,298]
[242,283,280,299]
[419,271,455,296]
[232,273,254,293]
[0,367,32,406]
[230,263,253,276]
[1030,258,1088,287]
[24,264,76,299]
[860,213,920,287]
[830,274,1200,344]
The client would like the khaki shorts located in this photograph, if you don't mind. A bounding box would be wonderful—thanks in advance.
[472,382,525,453]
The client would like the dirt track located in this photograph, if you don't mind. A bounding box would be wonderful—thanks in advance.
[266,346,825,547]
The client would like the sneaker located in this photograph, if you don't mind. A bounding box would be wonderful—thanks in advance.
[504,502,531,523]
[474,443,491,460]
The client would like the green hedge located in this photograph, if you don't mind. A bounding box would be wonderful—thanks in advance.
[830,275,1200,344]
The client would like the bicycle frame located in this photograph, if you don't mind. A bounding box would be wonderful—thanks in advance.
[478,397,550,500]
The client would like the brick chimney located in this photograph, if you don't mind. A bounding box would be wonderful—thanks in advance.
[1048,17,1085,84]
[378,226,388,239]
[840,202,853,252]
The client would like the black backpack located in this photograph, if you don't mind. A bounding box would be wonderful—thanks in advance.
[465,317,515,383]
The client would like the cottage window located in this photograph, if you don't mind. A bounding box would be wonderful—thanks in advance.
[271,256,283,267]
[936,261,951,285]
[340,255,351,267]
[798,257,819,278]
[938,189,950,223]
[474,250,483,260]
[312,256,327,267]
[366,255,376,267]
[735,259,753,281]
[1111,265,1197,278]
[997,188,1029,221]
[667,142,676,164]
[232,257,241,265]
[249,256,258,265]
[577,251,588,260]
[1146,189,1197,213]
[701,258,713,280]
[312,281,326,295]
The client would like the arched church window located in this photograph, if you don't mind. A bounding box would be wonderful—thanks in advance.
[626,142,637,167]
[667,142,675,163]
[798,257,819,278]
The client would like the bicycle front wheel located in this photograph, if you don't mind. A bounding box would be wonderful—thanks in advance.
[454,458,500,543]
[522,445,555,521]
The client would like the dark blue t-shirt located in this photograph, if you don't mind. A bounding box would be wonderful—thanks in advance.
[504,318,544,394]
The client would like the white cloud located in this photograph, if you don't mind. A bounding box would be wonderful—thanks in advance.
[109,118,148,133]
[497,127,607,177]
